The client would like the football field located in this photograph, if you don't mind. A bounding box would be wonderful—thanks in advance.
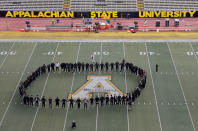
[0,40,198,131]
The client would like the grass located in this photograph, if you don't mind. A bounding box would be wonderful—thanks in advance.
[0,41,197,131]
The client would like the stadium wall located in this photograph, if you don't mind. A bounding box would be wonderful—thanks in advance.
[0,18,197,32]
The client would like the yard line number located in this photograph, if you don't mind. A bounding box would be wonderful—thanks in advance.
[139,52,160,56]
[42,51,63,56]
[186,51,198,56]
[0,51,16,56]
[93,51,109,56]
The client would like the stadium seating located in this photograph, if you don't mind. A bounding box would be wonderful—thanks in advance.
[0,0,64,11]
[0,0,198,12]
[69,0,137,12]
[144,0,198,11]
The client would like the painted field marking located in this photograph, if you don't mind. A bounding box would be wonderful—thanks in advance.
[0,42,37,127]
[93,51,109,56]
[167,43,196,131]
[123,42,130,131]
[138,51,160,56]
[186,51,198,56]
[30,43,60,131]
[145,43,163,131]
[62,43,81,131]
[189,43,198,63]
[0,51,16,56]
[95,43,103,131]
[0,42,15,69]
[42,51,63,56]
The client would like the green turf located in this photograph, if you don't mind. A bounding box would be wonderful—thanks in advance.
[0,41,198,131]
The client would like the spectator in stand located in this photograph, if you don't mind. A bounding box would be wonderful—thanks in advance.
[57,19,60,23]
[51,19,55,25]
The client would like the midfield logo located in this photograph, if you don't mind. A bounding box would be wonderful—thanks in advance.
[68,75,124,99]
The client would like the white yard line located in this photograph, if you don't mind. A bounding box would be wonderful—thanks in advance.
[62,43,81,131]
[99,43,103,64]
[189,43,198,63]
[144,43,163,131]
[95,43,103,131]
[122,42,130,131]
[0,42,37,127]
[95,102,99,131]
[30,42,60,131]
[167,43,196,131]
[0,42,15,69]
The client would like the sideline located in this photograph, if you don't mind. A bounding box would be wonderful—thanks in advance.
[0,32,198,40]
[1,39,198,43]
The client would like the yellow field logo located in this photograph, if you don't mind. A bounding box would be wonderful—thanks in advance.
[68,75,124,99]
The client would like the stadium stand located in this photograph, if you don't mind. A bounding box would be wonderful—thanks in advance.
[69,0,137,12]
[1,0,198,12]
[144,0,198,11]
[137,0,144,11]
[63,0,71,11]
[0,0,64,11]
